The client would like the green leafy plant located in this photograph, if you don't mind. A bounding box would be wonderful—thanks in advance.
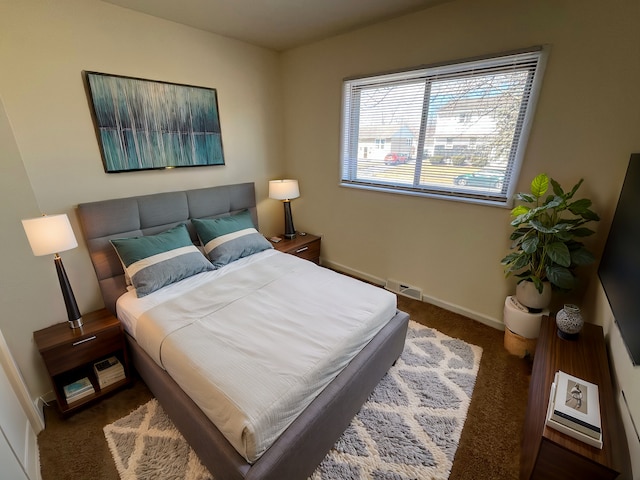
[501,173,600,293]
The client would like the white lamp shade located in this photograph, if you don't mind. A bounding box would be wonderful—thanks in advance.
[22,214,78,256]
[269,179,300,200]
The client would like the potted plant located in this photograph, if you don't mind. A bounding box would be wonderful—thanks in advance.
[501,173,600,309]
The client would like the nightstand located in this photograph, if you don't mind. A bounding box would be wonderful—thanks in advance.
[271,233,321,264]
[33,309,131,414]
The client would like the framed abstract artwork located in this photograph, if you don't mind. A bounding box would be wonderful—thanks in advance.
[84,72,225,173]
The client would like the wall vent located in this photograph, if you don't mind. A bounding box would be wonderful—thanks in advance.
[385,278,423,300]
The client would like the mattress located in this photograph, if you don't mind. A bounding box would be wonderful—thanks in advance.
[116,249,397,463]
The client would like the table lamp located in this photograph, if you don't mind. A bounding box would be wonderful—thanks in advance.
[22,214,83,329]
[269,179,300,239]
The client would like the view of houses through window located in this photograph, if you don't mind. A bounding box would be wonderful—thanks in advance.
[341,48,547,206]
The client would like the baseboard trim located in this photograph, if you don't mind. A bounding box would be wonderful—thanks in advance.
[420,292,505,331]
[322,259,505,331]
[321,260,385,287]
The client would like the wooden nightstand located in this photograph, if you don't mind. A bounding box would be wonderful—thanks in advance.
[271,233,321,264]
[33,309,131,414]
[520,316,630,479]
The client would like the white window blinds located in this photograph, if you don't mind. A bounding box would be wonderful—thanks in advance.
[340,47,548,207]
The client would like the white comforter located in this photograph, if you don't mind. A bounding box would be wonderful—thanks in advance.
[117,249,397,463]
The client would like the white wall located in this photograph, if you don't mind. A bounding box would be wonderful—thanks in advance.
[0,97,57,407]
[280,0,640,326]
[586,281,640,476]
[280,1,640,471]
[0,0,285,400]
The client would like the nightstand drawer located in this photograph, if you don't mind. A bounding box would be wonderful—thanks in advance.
[272,234,321,264]
[41,326,122,376]
[282,238,320,261]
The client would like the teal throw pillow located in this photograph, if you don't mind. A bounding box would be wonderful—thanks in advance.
[192,210,272,268]
[110,224,214,297]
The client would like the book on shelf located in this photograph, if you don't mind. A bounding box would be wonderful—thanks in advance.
[94,356,123,375]
[63,377,95,403]
[97,373,126,388]
[545,371,603,449]
[551,371,601,437]
[93,356,125,388]
[66,387,95,404]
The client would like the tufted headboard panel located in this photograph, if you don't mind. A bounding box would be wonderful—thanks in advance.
[76,183,258,316]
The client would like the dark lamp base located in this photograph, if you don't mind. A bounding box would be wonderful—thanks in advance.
[68,318,84,329]
[282,200,296,240]
[54,254,83,330]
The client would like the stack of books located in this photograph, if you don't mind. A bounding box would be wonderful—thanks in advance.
[93,356,125,388]
[546,370,603,449]
[63,377,95,404]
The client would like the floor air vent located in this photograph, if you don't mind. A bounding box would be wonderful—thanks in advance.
[385,279,423,300]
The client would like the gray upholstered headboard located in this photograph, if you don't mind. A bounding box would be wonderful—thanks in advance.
[77,183,258,316]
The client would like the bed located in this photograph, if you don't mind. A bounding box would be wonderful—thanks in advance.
[77,182,409,480]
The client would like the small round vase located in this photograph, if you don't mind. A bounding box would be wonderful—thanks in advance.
[556,304,584,340]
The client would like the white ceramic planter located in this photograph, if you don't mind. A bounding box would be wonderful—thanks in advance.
[516,280,552,310]
[503,296,549,338]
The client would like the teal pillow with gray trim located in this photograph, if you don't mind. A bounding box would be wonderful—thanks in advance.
[110,223,214,297]
[192,210,272,268]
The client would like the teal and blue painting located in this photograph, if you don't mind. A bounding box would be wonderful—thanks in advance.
[85,72,225,172]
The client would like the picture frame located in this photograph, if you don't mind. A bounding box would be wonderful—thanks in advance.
[84,71,225,173]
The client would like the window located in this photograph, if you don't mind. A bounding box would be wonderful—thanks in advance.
[340,47,548,207]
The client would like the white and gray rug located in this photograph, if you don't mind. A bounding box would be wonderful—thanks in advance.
[104,321,482,480]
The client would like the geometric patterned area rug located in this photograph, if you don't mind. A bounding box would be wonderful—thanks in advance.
[104,321,482,480]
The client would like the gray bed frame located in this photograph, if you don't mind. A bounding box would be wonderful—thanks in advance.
[77,182,409,480]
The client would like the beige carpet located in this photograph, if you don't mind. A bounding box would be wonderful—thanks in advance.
[104,321,482,480]
[38,295,531,480]
[104,399,212,480]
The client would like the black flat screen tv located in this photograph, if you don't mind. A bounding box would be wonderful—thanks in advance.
[598,153,640,366]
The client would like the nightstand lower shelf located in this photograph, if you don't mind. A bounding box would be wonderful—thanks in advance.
[34,309,131,414]
[52,355,129,412]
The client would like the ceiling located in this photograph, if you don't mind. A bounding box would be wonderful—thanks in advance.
[101,0,447,51]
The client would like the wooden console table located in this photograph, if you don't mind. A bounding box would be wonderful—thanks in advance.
[520,316,631,479]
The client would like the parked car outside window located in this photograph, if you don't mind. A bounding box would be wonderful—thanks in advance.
[384,153,409,165]
[454,170,504,189]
